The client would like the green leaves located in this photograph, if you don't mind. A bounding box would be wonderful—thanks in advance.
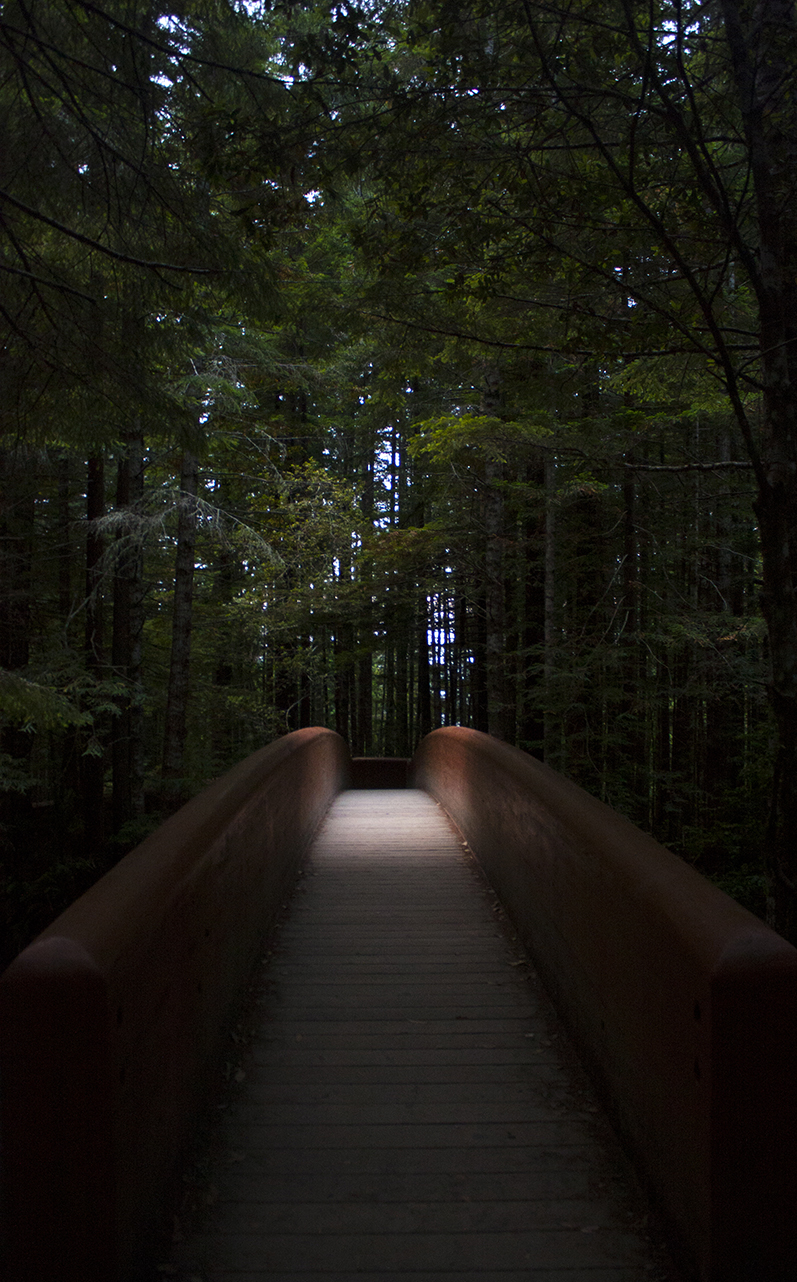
[409,414,554,465]
[0,672,85,734]
[0,667,130,737]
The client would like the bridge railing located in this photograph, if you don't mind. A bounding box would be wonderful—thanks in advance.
[412,726,797,1282]
[3,727,796,1282]
[0,727,349,1282]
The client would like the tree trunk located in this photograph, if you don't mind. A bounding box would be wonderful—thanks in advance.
[357,649,373,755]
[417,593,432,741]
[161,448,198,798]
[0,449,33,672]
[756,486,797,939]
[518,458,545,752]
[395,619,410,753]
[55,456,83,831]
[57,456,72,626]
[473,591,489,734]
[722,0,797,939]
[480,369,513,740]
[484,455,509,739]
[82,456,106,854]
[543,455,559,764]
[111,428,145,834]
[334,627,351,745]
[617,452,643,794]
[0,447,35,845]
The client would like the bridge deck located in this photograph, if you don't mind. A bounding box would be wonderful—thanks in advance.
[169,790,678,1281]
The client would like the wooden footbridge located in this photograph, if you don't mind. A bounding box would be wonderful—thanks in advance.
[1,728,796,1282]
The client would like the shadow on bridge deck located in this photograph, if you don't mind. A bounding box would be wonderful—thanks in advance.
[167,788,679,1282]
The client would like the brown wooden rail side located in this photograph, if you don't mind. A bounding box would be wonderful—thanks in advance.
[410,726,797,1282]
[3,726,795,1281]
[0,727,350,1282]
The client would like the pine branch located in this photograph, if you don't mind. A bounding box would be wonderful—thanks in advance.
[0,187,217,276]
[0,261,96,302]
[623,460,752,472]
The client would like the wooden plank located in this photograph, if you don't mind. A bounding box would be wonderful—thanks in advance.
[208,1167,611,1205]
[177,1227,653,1273]
[168,789,679,1281]
[205,1272,647,1282]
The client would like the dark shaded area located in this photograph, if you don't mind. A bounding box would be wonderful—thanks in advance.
[348,756,409,789]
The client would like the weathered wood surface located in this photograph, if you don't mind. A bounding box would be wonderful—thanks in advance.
[169,790,679,1281]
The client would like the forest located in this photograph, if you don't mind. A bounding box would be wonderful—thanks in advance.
[1,0,796,959]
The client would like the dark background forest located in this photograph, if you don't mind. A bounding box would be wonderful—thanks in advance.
[2,0,796,961]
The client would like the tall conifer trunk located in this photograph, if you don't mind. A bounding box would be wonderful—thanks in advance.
[617,453,642,794]
[161,448,198,797]
[543,456,558,764]
[357,652,373,755]
[519,458,545,752]
[334,627,351,745]
[484,454,508,739]
[112,427,145,833]
[57,457,72,625]
[56,456,82,824]
[82,455,106,854]
[417,594,432,741]
[0,448,35,843]
[395,622,410,753]
[722,0,797,938]
[480,369,514,740]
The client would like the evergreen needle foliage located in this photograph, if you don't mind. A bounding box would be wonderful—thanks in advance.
[2,0,794,955]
